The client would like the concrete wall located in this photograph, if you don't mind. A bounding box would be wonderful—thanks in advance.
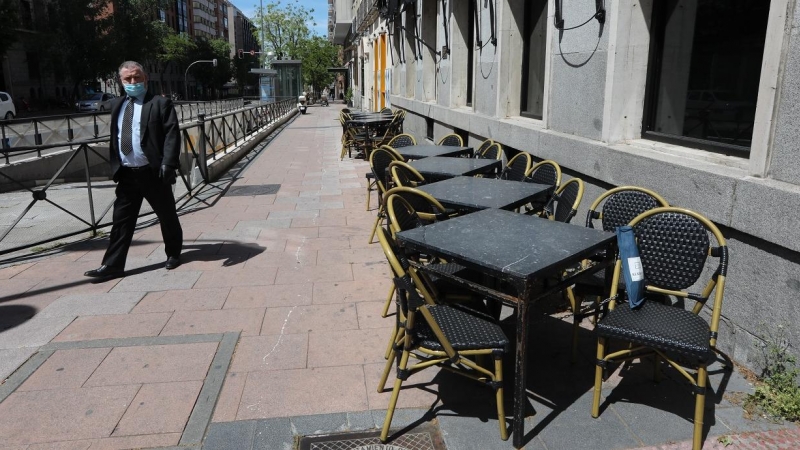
[388,0,800,372]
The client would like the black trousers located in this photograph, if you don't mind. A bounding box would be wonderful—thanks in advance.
[102,166,183,269]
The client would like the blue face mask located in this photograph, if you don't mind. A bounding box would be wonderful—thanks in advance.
[123,82,146,98]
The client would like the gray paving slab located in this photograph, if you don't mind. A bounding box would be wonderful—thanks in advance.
[291,413,349,436]
[347,411,377,431]
[0,347,37,381]
[36,292,145,318]
[438,413,545,450]
[203,420,257,450]
[0,315,75,349]
[0,350,51,402]
[252,417,294,450]
[714,405,789,434]
[109,269,202,292]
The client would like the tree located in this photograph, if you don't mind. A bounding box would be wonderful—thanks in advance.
[150,24,196,95]
[0,0,19,58]
[188,38,232,99]
[296,36,340,95]
[255,1,316,61]
[233,54,259,97]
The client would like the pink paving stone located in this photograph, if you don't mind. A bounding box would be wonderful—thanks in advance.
[283,236,352,252]
[242,249,317,269]
[112,380,203,436]
[312,279,390,305]
[0,263,34,280]
[212,372,247,422]
[224,284,313,309]
[31,275,121,298]
[229,334,308,372]
[351,261,392,282]
[17,348,111,391]
[291,216,348,228]
[318,226,374,238]
[258,227,320,241]
[317,248,384,265]
[160,308,266,336]
[235,366,369,420]
[356,301,392,329]
[131,288,230,313]
[192,266,278,289]
[363,361,441,411]
[273,264,353,285]
[27,442,92,450]
[84,342,217,386]
[306,328,390,368]
[349,234,379,249]
[0,277,45,300]
[52,313,172,342]
[260,304,359,335]
[0,385,139,446]
[87,433,181,449]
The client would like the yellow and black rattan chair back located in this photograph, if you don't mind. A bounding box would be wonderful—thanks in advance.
[381,107,394,114]
[474,138,494,158]
[479,142,503,160]
[384,186,451,228]
[525,159,562,190]
[389,160,426,188]
[499,152,532,182]
[387,133,417,148]
[586,186,670,231]
[379,272,510,443]
[437,133,464,147]
[543,178,584,223]
[592,207,728,450]
[370,147,401,195]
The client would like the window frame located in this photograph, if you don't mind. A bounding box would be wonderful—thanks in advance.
[519,0,549,120]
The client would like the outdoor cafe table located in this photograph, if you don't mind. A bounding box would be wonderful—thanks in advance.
[346,116,393,126]
[408,156,501,181]
[417,176,552,212]
[394,145,472,160]
[396,208,616,448]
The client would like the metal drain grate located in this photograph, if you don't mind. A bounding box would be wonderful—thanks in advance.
[225,184,281,196]
[298,425,445,450]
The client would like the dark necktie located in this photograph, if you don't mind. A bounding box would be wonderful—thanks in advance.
[120,97,134,156]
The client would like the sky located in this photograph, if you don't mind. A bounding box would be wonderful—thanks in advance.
[229,0,329,38]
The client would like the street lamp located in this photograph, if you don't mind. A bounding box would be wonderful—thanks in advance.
[184,59,218,101]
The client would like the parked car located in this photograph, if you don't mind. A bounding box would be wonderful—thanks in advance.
[0,91,15,119]
[75,92,116,112]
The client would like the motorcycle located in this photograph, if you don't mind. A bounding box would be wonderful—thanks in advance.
[297,93,307,114]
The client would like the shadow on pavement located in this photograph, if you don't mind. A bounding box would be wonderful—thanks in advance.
[0,305,38,332]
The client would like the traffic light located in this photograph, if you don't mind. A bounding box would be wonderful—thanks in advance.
[237,49,243,59]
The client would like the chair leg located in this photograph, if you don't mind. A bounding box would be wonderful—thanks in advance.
[566,286,580,363]
[368,207,384,244]
[591,337,607,418]
[381,284,395,318]
[380,349,411,442]
[378,337,399,391]
[494,356,509,441]
[693,365,708,450]
[365,182,373,211]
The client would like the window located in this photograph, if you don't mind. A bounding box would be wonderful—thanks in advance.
[466,0,474,106]
[426,117,433,141]
[26,53,40,80]
[643,0,770,155]
[519,0,548,119]
[19,0,32,29]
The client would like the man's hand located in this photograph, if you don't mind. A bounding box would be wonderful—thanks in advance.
[159,165,177,185]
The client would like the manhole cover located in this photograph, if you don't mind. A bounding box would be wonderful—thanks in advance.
[298,424,445,450]
[225,184,281,196]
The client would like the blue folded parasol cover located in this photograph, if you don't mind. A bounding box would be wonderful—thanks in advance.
[616,226,645,309]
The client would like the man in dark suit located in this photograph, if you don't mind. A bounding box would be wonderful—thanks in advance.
[84,61,183,280]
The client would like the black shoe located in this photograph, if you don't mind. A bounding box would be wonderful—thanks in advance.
[84,265,124,279]
[165,256,181,270]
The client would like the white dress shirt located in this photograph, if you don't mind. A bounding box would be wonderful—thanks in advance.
[117,96,149,168]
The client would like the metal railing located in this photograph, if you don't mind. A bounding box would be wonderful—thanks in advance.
[0,98,296,256]
[0,98,248,164]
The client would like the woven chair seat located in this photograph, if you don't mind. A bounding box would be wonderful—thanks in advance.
[597,300,713,363]
[415,305,509,351]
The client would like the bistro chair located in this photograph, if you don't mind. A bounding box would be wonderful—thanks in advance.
[437,133,464,147]
[592,207,729,450]
[381,107,394,114]
[384,186,454,235]
[379,270,510,443]
[478,142,503,160]
[341,108,351,114]
[499,152,532,182]
[523,160,562,215]
[366,146,405,211]
[389,161,426,188]
[387,133,417,149]
[474,138,494,158]
[564,186,670,360]
[368,147,402,244]
[542,177,584,223]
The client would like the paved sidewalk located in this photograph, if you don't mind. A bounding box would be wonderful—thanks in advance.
[0,103,796,449]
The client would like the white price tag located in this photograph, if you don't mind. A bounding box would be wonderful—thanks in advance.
[627,257,644,282]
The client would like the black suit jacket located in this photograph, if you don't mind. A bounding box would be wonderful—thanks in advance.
[109,92,180,181]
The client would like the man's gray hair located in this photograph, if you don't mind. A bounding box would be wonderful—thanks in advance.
[118,61,146,76]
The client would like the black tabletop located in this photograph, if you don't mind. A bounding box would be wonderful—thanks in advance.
[418,176,553,211]
[397,208,615,282]
[409,157,501,180]
[347,116,393,125]
[393,145,472,160]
